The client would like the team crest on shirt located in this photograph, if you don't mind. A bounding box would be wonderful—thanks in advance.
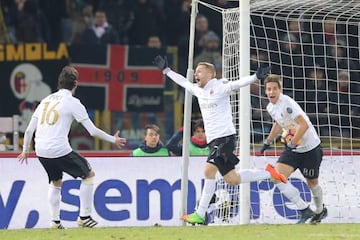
[286,107,293,114]
[210,89,214,95]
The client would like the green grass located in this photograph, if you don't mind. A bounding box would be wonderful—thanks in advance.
[1,224,359,240]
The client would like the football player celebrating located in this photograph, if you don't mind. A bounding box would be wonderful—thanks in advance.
[153,55,287,225]
[260,74,327,224]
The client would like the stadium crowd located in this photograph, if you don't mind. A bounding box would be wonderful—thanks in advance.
[1,0,359,140]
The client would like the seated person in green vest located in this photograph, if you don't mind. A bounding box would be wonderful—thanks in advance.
[166,119,210,156]
[132,124,171,156]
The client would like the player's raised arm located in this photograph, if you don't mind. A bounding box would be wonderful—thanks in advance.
[153,55,170,74]
[227,65,271,91]
[153,55,195,91]
[256,65,272,81]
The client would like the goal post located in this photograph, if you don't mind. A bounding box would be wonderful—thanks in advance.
[184,0,252,224]
[238,0,251,225]
[180,0,199,224]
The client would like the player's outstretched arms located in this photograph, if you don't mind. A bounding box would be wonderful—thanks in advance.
[153,55,192,89]
[256,65,271,81]
[113,130,127,149]
[153,55,170,74]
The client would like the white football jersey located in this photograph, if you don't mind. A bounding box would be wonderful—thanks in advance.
[266,93,321,152]
[32,89,90,158]
[167,70,257,143]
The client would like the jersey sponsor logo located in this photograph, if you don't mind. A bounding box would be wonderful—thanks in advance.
[200,102,218,109]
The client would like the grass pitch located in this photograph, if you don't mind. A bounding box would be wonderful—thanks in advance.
[0,224,359,240]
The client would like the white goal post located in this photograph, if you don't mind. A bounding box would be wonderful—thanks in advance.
[181,0,360,225]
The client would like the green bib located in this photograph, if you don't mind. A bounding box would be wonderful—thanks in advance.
[132,147,169,156]
[189,142,210,156]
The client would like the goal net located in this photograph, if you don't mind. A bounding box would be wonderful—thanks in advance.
[197,0,360,224]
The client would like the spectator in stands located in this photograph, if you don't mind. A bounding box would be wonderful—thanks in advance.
[199,0,238,39]
[328,71,360,137]
[0,0,16,43]
[193,14,211,56]
[97,0,134,44]
[286,15,311,53]
[11,0,50,43]
[166,119,210,156]
[312,15,343,66]
[174,0,191,74]
[132,124,171,156]
[128,0,165,46]
[80,9,119,45]
[325,40,359,90]
[304,66,328,114]
[178,13,211,74]
[278,33,304,95]
[322,16,337,46]
[302,66,329,136]
[194,31,222,78]
[38,0,68,44]
[163,0,190,46]
[147,35,162,49]
[283,15,314,68]
[69,2,94,44]
[7,0,25,43]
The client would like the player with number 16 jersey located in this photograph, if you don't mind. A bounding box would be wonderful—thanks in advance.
[33,89,103,158]
[18,66,126,229]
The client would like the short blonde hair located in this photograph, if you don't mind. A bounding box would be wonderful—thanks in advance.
[197,62,216,78]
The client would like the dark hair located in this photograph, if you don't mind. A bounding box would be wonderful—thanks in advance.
[58,66,78,90]
[144,124,160,135]
[192,119,204,133]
